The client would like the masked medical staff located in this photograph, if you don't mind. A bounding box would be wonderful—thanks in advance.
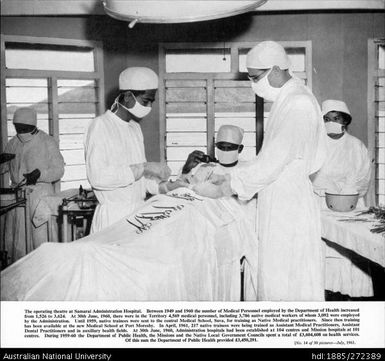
[182,125,245,176]
[181,125,258,301]
[85,67,185,233]
[312,100,373,298]
[0,107,65,263]
[194,41,327,301]
[312,100,371,208]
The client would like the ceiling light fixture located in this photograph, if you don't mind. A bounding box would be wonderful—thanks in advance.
[101,0,268,28]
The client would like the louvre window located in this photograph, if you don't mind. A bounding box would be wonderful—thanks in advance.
[375,45,385,205]
[368,41,385,206]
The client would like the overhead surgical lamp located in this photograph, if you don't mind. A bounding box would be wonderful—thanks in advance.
[101,0,268,28]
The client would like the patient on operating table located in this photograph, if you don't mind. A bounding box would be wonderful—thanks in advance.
[176,125,258,300]
[178,125,248,200]
[0,125,258,302]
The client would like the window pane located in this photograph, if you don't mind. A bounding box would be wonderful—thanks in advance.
[215,115,256,132]
[166,117,207,131]
[5,42,95,72]
[61,179,90,191]
[166,49,231,73]
[166,102,206,114]
[379,45,385,70]
[58,79,96,192]
[377,147,385,163]
[166,87,206,102]
[377,163,385,179]
[167,132,207,146]
[167,147,206,161]
[60,134,85,150]
[57,79,97,102]
[377,132,385,148]
[215,87,255,103]
[62,149,84,166]
[286,48,306,72]
[62,164,87,182]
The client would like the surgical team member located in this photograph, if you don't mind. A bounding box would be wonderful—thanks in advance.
[312,100,373,298]
[194,41,327,301]
[181,124,245,179]
[312,100,371,208]
[85,67,184,233]
[0,107,65,263]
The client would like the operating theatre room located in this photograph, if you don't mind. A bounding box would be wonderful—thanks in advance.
[0,0,384,303]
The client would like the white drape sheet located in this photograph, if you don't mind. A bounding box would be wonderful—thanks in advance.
[321,209,384,297]
[1,189,258,301]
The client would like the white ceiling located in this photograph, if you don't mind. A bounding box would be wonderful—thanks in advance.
[1,0,384,16]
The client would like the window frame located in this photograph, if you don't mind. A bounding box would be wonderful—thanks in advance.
[158,41,312,163]
[367,38,385,206]
[0,35,105,189]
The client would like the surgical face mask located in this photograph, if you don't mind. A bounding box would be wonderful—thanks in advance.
[216,149,239,165]
[17,128,38,143]
[251,69,281,102]
[325,121,344,135]
[119,94,152,119]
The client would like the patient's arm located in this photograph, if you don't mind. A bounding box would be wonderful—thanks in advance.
[159,179,190,194]
[192,174,233,199]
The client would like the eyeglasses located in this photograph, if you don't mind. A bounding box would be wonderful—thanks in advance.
[247,69,270,83]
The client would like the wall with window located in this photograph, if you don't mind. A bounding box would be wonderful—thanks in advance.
[1,16,129,190]
[1,12,384,186]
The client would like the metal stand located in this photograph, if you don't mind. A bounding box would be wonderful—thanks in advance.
[59,207,95,242]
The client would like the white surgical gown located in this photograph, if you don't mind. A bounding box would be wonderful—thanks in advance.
[312,132,373,297]
[312,132,372,206]
[230,78,327,301]
[84,110,159,233]
[0,131,64,263]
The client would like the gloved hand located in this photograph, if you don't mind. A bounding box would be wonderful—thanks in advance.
[182,150,207,174]
[143,162,171,181]
[23,169,41,185]
[0,153,15,164]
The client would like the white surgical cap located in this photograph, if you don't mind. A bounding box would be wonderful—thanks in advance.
[217,125,244,145]
[321,100,351,116]
[246,41,290,70]
[119,67,158,91]
[13,107,37,126]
